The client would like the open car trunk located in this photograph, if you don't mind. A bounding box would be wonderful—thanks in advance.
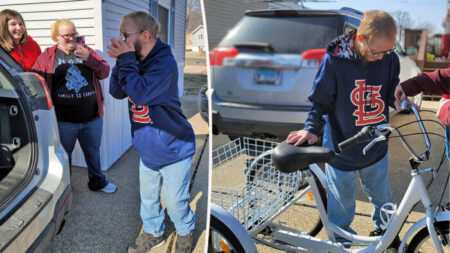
[0,50,38,215]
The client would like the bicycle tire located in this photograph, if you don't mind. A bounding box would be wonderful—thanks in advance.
[209,214,246,253]
[406,221,449,253]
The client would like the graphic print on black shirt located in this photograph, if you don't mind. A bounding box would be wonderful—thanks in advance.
[52,48,98,123]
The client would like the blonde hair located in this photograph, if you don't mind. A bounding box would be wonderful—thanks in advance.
[51,19,75,42]
[122,11,160,40]
[358,10,397,43]
[0,9,28,52]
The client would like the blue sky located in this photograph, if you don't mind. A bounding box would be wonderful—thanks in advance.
[303,0,447,33]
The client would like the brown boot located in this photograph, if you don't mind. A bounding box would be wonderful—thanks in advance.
[175,231,194,253]
[128,231,165,253]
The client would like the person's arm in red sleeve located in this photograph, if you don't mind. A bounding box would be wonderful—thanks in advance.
[400,68,450,97]
[82,47,110,80]
[437,97,450,127]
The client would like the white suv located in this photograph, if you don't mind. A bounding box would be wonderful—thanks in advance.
[0,46,71,252]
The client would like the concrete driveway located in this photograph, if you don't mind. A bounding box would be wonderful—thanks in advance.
[46,95,209,253]
[212,101,449,252]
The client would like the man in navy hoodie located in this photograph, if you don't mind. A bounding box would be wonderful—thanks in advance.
[107,11,196,253]
[287,10,400,251]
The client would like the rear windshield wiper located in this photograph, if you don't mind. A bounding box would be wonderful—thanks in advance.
[234,42,275,52]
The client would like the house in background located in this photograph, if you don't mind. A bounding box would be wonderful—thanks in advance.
[191,24,205,52]
[0,0,187,171]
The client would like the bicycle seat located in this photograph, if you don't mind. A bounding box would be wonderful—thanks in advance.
[272,141,335,173]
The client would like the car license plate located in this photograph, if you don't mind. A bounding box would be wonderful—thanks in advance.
[254,69,281,85]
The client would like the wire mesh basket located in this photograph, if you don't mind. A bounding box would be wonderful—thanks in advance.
[211,137,308,234]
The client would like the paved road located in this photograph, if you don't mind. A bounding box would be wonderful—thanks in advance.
[46,95,209,253]
[212,101,449,252]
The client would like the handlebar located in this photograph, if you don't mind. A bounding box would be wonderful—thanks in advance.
[338,126,376,152]
[338,99,431,162]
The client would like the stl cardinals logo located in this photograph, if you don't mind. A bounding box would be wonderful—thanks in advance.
[350,80,385,126]
[129,97,151,123]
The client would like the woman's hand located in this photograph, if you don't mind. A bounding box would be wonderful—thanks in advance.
[74,45,90,61]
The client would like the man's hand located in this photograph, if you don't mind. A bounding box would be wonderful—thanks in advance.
[107,38,135,59]
[74,45,90,61]
[286,130,318,146]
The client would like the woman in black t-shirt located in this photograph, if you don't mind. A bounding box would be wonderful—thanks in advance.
[32,19,116,193]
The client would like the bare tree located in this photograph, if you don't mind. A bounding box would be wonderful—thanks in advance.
[415,20,436,34]
[390,10,415,41]
[186,0,203,33]
[186,0,195,26]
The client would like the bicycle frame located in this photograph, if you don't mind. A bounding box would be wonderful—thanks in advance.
[211,101,449,252]
[270,163,449,253]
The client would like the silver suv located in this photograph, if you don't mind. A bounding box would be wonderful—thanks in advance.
[210,8,421,139]
[0,46,71,252]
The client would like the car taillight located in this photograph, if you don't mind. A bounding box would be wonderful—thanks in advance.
[301,49,326,68]
[209,47,239,66]
[32,73,53,109]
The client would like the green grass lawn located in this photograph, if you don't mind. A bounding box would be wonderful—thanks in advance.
[184,73,207,95]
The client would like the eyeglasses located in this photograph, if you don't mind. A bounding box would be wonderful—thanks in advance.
[119,31,142,41]
[363,37,396,57]
[58,32,78,40]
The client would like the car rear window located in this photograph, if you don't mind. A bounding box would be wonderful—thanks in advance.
[219,14,345,54]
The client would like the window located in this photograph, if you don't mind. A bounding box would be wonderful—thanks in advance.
[158,5,169,43]
[220,15,344,53]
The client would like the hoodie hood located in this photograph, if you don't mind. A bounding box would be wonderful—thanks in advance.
[144,38,173,62]
[327,30,360,61]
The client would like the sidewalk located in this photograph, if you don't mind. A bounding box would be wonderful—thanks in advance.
[45,95,209,253]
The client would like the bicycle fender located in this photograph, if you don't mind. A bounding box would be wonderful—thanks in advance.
[398,211,450,252]
[210,203,258,253]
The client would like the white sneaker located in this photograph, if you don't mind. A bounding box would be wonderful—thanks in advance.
[100,182,117,193]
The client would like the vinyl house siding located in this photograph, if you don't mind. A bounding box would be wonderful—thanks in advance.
[102,0,151,170]
[0,0,186,170]
[0,0,96,50]
[173,0,186,96]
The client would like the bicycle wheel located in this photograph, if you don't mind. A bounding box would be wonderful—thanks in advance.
[406,221,449,253]
[209,214,246,253]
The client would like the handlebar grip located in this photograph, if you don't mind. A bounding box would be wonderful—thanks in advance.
[338,126,374,152]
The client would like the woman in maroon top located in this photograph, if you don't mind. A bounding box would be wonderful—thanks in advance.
[394,67,450,126]
[0,9,41,71]
[32,19,116,193]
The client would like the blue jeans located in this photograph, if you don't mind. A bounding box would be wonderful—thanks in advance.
[326,154,392,235]
[139,156,195,237]
[57,117,107,191]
